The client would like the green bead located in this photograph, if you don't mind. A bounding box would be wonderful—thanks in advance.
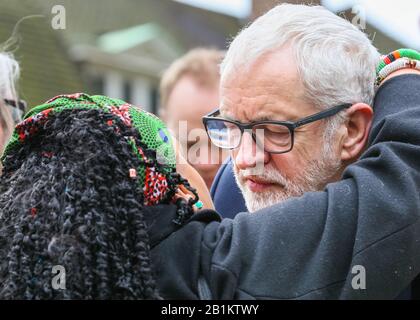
[399,48,420,61]
[376,60,386,74]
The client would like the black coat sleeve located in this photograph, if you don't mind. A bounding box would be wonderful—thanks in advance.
[148,74,420,299]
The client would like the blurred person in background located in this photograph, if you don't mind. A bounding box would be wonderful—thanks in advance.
[0,50,24,156]
[159,48,228,189]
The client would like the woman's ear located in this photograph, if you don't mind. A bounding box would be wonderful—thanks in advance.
[340,103,373,162]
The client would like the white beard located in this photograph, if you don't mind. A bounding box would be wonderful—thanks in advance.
[234,152,342,213]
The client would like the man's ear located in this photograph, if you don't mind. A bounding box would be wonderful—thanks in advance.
[340,103,373,161]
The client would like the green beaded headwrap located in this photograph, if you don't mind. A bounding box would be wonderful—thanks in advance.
[1,93,177,206]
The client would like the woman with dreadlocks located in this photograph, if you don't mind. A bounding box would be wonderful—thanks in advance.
[0,93,211,299]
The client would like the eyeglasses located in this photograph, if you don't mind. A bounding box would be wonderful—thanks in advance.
[202,103,352,154]
[3,99,27,124]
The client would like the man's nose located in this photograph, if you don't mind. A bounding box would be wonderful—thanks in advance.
[232,131,269,171]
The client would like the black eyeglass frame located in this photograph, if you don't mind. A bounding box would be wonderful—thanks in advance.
[3,99,27,113]
[202,103,352,154]
[2,99,27,124]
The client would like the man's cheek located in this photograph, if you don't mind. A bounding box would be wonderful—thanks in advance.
[269,155,292,180]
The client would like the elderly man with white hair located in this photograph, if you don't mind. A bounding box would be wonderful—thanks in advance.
[147,4,420,299]
[209,3,379,213]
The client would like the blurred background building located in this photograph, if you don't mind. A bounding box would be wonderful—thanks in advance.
[0,0,240,112]
[0,0,419,111]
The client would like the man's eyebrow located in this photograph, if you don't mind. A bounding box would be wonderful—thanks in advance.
[255,114,301,122]
[220,113,279,123]
[252,115,274,122]
[219,112,236,121]
[225,115,239,121]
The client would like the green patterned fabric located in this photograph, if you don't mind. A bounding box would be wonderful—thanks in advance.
[1,93,176,204]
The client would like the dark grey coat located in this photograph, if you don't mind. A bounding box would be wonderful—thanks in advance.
[146,74,420,299]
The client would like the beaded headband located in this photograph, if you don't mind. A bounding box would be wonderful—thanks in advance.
[1,93,176,206]
[376,48,420,74]
[376,48,420,86]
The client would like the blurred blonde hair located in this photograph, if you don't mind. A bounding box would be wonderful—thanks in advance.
[159,48,224,110]
[0,51,20,155]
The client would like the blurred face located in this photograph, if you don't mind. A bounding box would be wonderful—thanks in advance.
[0,102,4,151]
[220,47,344,212]
[165,75,227,189]
[0,99,13,156]
[0,123,4,155]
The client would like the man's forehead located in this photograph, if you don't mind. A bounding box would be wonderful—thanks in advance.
[219,47,308,121]
[223,46,300,83]
[220,81,307,122]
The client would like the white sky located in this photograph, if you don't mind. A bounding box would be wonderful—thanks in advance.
[322,0,420,50]
[174,0,420,50]
[174,0,252,19]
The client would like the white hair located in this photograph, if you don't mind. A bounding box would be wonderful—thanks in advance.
[221,3,380,110]
[0,51,20,101]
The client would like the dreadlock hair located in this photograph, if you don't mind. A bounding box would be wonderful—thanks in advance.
[0,107,196,299]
